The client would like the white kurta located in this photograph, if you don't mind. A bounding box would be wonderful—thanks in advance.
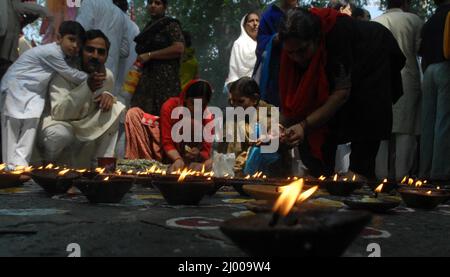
[115,16,140,106]
[42,69,125,142]
[225,16,258,86]
[0,0,49,62]
[76,0,130,79]
[0,42,87,119]
[374,9,424,135]
[39,69,125,166]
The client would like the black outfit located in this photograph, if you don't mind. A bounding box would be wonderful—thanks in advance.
[131,16,185,115]
[419,3,450,72]
[300,16,405,179]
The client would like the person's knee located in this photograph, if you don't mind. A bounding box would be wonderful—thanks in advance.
[40,125,74,157]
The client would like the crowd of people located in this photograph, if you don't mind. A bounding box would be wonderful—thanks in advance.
[0,0,449,184]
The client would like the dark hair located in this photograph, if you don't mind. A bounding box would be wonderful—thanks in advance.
[58,21,86,42]
[183,31,192,48]
[148,0,168,7]
[85,30,111,52]
[244,11,260,25]
[113,0,129,12]
[229,77,260,99]
[186,81,212,102]
[326,0,351,10]
[352,7,371,19]
[279,8,322,43]
[386,0,408,8]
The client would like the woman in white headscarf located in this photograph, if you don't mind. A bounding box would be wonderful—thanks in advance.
[225,12,260,88]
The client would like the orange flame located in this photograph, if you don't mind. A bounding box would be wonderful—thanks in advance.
[333,174,338,182]
[95,168,106,174]
[272,179,317,216]
[273,179,304,216]
[352,174,356,182]
[45,164,54,169]
[0,164,6,171]
[104,176,110,181]
[408,178,414,186]
[177,168,191,182]
[426,190,432,195]
[319,175,326,181]
[375,183,384,193]
[201,164,206,174]
[76,169,87,173]
[401,176,407,184]
[415,180,423,188]
[58,169,71,176]
[297,186,319,203]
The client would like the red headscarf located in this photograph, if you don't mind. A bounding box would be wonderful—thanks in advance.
[160,79,214,161]
[279,8,346,161]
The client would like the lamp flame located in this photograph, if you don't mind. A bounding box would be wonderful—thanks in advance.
[272,179,317,216]
[375,183,384,193]
[58,169,71,176]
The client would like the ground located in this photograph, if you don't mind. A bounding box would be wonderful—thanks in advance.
[0,181,449,257]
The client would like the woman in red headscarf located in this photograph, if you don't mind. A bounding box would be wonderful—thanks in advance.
[278,8,405,179]
[160,79,214,172]
[125,79,214,172]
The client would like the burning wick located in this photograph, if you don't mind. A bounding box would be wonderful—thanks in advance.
[270,179,318,227]
[374,183,384,198]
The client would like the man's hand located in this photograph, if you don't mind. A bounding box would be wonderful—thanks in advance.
[94,93,114,112]
[87,72,106,92]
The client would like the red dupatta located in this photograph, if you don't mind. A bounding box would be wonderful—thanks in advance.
[279,8,346,161]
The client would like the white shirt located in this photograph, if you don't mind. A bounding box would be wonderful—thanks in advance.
[114,15,140,106]
[1,42,87,119]
[76,0,130,79]
[225,16,258,86]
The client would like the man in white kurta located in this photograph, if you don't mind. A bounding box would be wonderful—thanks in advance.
[76,0,130,81]
[37,31,125,168]
[1,30,88,167]
[112,0,140,159]
[373,0,424,180]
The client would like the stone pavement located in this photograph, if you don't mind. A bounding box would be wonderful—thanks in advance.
[0,182,449,257]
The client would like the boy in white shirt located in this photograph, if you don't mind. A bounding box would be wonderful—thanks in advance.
[0,21,88,167]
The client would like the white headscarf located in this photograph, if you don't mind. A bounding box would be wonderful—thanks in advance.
[225,14,258,86]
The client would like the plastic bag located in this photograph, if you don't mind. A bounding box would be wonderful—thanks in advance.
[212,151,236,177]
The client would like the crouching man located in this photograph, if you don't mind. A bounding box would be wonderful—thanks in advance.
[37,30,125,167]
